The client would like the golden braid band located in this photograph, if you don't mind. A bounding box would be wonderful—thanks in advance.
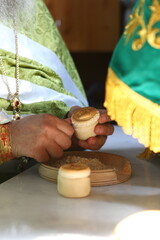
[0,123,14,163]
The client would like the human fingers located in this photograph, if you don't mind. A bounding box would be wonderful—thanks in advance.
[38,117,73,155]
[55,117,74,137]
[78,135,107,150]
[30,147,50,163]
[11,114,73,162]
[49,129,73,151]
[11,121,52,162]
[25,133,70,162]
[98,110,112,124]
[45,141,65,160]
[95,122,114,136]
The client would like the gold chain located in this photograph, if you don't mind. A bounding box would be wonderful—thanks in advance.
[0,25,21,120]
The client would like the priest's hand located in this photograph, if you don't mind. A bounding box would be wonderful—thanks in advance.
[70,109,114,151]
[11,114,74,162]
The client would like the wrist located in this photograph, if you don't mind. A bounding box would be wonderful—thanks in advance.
[0,123,15,163]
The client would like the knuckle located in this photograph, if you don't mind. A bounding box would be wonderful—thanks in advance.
[41,113,52,120]
[41,113,55,126]
[41,124,50,134]
[96,123,114,135]
[63,138,72,149]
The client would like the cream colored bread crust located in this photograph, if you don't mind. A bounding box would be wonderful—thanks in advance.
[71,107,100,140]
[71,107,100,127]
[58,163,91,178]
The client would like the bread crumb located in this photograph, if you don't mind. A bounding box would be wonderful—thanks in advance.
[52,155,106,170]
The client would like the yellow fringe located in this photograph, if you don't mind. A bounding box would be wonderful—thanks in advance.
[104,68,160,158]
[137,148,155,160]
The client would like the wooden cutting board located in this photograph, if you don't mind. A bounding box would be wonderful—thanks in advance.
[38,151,132,187]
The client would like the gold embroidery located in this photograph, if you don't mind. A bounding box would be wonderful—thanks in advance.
[124,0,160,50]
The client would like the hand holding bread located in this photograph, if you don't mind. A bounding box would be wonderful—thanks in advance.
[70,107,114,151]
[71,107,100,140]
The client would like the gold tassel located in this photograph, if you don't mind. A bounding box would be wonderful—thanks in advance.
[137,148,155,160]
[104,68,160,158]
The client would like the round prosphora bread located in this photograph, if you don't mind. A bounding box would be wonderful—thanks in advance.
[71,107,100,140]
[57,163,91,198]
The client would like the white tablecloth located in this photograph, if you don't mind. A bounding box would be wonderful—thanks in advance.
[0,126,160,240]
